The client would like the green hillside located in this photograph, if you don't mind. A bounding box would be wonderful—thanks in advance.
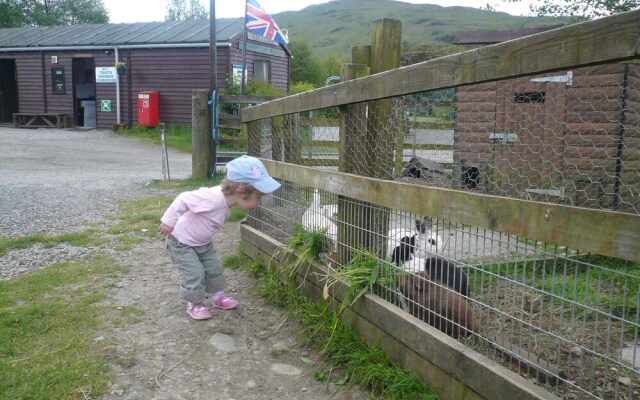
[274,0,569,59]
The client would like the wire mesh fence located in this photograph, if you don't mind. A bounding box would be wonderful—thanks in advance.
[252,62,640,214]
[243,44,640,399]
[247,181,640,400]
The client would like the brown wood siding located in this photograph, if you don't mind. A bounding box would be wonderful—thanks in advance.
[128,47,209,127]
[228,38,289,93]
[619,65,640,211]
[454,65,635,208]
[453,82,496,190]
[94,51,125,130]
[13,52,46,114]
[7,49,126,128]
[217,46,231,92]
[124,42,288,127]
[3,40,289,129]
[564,66,623,207]
[43,52,74,119]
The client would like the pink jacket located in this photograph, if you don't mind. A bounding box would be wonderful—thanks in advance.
[161,186,231,246]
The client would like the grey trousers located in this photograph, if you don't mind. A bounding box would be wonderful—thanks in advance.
[167,236,226,304]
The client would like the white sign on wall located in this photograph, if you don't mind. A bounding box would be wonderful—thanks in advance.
[95,67,117,83]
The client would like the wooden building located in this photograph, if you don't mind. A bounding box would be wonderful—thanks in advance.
[0,19,290,129]
[451,31,640,212]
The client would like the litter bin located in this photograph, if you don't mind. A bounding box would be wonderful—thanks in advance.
[138,91,159,127]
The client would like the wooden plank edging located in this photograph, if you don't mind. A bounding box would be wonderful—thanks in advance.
[240,223,561,400]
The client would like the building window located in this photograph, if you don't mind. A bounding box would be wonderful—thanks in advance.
[254,60,270,83]
[515,91,546,103]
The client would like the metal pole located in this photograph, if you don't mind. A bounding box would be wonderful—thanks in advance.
[210,0,217,178]
[160,123,170,181]
[240,0,248,100]
[209,0,216,96]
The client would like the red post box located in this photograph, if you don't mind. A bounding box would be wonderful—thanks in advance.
[138,91,159,127]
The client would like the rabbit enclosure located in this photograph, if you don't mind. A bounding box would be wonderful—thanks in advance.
[238,12,640,400]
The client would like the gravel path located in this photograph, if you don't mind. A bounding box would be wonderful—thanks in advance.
[0,127,369,400]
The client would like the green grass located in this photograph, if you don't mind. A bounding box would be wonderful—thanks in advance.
[0,177,248,400]
[117,124,193,152]
[0,256,129,400]
[0,230,107,258]
[228,206,247,222]
[106,196,175,244]
[115,125,247,154]
[479,255,640,324]
[107,177,245,248]
[228,252,436,400]
[276,0,570,60]
[232,226,432,399]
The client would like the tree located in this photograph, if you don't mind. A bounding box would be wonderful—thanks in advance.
[166,0,207,21]
[289,40,324,86]
[59,0,110,25]
[322,55,344,81]
[506,0,639,18]
[0,1,24,28]
[0,0,108,28]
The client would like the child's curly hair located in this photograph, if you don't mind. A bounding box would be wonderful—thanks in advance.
[221,178,263,197]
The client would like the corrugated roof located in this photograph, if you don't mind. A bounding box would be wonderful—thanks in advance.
[0,18,244,49]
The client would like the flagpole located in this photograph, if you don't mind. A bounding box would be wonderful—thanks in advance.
[210,0,216,96]
[240,0,248,103]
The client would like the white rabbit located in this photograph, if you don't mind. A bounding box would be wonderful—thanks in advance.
[415,217,444,258]
[301,189,338,244]
[387,217,443,272]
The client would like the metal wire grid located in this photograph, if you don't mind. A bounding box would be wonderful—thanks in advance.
[244,61,640,399]
[249,62,640,214]
[247,184,640,399]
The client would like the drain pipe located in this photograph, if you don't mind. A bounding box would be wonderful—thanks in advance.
[114,47,121,125]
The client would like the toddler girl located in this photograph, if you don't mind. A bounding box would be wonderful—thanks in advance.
[158,156,280,320]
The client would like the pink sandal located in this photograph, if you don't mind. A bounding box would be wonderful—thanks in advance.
[213,294,238,310]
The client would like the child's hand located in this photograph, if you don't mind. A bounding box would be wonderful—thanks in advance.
[158,222,174,236]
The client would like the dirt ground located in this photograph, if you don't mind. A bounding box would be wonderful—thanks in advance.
[0,127,370,400]
[100,221,369,400]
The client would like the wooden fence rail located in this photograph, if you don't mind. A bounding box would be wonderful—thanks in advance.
[239,10,640,400]
[242,9,640,122]
[261,160,640,263]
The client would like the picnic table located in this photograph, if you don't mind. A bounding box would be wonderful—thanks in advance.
[13,113,68,128]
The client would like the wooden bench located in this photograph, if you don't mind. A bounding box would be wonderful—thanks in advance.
[13,113,67,128]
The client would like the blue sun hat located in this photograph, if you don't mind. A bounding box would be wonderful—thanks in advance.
[226,155,281,194]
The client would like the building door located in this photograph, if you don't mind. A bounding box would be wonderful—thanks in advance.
[0,59,18,123]
[72,57,96,127]
[491,75,568,201]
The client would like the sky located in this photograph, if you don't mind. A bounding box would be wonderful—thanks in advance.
[104,0,537,24]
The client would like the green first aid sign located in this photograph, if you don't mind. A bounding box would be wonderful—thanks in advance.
[101,100,111,112]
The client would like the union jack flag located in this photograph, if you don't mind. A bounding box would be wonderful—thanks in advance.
[245,0,288,46]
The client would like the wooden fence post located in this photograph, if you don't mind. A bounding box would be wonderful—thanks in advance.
[247,120,260,157]
[272,116,283,162]
[364,19,402,258]
[337,20,401,263]
[284,113,301,165]
[367,18,402,179]
[338,63,370,265]
[192,89,213,179]
[351,45,371,72]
